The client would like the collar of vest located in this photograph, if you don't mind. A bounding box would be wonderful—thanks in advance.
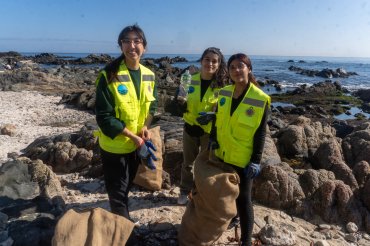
[219,84,267,108]
[115,62,154,83]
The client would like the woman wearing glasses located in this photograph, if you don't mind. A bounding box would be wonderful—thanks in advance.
[95,24,157,220]
[177,47,228,205]
[211,53,270,245]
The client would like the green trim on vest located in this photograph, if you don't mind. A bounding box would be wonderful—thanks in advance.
[96,62,155,154]
[183,73,219,134]
[214,83,270,167]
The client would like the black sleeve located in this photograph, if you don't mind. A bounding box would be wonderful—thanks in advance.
[250,104,269,163]
[95,74,126,139]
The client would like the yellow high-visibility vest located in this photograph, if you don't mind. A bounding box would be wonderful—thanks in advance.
[214,83,270,167]
[95,62,155,154]
[183,73,219,134]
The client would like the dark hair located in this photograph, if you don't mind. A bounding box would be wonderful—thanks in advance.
[200,47,228,89]
[105,24,147,82]
[227,53,258,86]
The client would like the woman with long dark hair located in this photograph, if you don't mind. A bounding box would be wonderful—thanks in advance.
[211,53,270,245]
[95,24,157,220]
[178,47,228,204]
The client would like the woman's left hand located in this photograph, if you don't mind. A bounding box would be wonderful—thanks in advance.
[140,126,151,141]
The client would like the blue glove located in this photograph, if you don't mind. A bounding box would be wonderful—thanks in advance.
[138,140,158,170]
[196,112,216,125]
[244,162,261,179]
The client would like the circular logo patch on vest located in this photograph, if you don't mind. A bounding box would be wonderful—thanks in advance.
[220,97,226,106]
[188,86,195,94]
[117,84,128,95]
[246,107,255,116]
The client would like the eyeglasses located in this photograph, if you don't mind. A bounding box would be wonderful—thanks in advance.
[121,38,143,46]
[229,63,247,72]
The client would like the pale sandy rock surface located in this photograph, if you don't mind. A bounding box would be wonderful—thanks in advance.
[0,91,94,162]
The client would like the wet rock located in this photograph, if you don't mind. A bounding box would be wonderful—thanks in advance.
[332,120,354,138]
[353,89,370,102]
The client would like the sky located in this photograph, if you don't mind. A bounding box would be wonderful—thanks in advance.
[0,0,370,57]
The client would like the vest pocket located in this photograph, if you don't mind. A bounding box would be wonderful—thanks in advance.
[117,101,137,121]
[232,114,257,140]
[145,91,156,102]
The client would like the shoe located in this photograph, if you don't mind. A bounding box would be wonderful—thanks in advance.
[177,193,188,205]
[227,216,240,229]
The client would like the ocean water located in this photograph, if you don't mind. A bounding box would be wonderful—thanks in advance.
[20,52,370,120]
[21,52,370,92]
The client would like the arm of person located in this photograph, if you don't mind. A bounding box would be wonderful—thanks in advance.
[96,74,143,147]
[250,104,270,163]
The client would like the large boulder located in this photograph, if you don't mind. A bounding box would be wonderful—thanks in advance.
[353,160,370,187]
[276,116,335,158]
[253,163,305,212]
[0,157,63,200]
[353,89,370,102]
[312,138,358,190]
[23,127,97,174]
[363,179,370,211]
[261,133,281,166]
[342,122,370,167]
[312,180,363,228]
[299,169,335,197]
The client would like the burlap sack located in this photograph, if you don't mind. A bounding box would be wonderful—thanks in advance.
[133,126,163,191]
[178,150,240,246]
[52,207,134,246]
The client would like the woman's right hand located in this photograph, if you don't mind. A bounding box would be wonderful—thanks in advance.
[122,127,144,148]
[132,135,144,148]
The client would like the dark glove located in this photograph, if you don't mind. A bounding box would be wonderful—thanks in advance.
[244,162,261,179]
[196,112,216,125]
[138,140,158,170]
[208,139,220,150]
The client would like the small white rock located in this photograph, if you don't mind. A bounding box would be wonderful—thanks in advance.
[346,222,358,233]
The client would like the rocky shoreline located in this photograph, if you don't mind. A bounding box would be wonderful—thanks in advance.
[0,52,370,245]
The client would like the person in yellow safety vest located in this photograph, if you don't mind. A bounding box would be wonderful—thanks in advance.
[212,53,270,246]
[95,25,157,221]
[177,47,228,205]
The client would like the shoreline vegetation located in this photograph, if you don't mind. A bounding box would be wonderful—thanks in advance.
[0,51,370,245]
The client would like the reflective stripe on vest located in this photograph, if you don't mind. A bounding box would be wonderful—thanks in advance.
[96,63,155,154]
[215,83,270,167]
[183,73,219,134]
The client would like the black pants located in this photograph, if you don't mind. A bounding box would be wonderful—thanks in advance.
[234,166,254,246]
[100,148,140,219]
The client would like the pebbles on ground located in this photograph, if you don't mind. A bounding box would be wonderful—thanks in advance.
[0,91,94,162]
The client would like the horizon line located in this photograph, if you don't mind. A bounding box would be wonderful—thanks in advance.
[2,50,370,60]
